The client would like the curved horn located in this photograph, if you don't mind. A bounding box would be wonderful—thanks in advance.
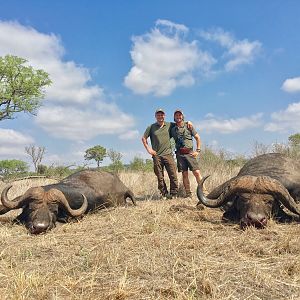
[197,174,300,215]
[50,189,88,217]
[223,175,300,216]
[1,185,32,210]
[196,175,233,208]
[254,176,300,216]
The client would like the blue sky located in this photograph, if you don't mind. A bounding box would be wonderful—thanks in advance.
[1,1,300,167]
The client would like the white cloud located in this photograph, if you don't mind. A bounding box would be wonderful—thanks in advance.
[265,102,300,132]
[124,19,216,96]
[36,105,135,141]
[199,28,262,71]
[118,130,139,140]
[0,129,34,157]
[0,21,103,104]
[0,21,137,140]
[155,19,189,33]
[196,113,263,134]
[281,77,300,93]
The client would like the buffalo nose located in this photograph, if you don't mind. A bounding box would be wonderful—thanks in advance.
[31,222,49,234]
[245,213,267,228]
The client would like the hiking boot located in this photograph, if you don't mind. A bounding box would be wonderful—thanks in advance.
[184,192,193,200]
[160,193,168,200]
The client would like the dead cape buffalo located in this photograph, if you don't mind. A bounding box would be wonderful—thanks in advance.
[0,170,136,234]
[197,153,300,228]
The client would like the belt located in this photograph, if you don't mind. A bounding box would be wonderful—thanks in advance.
[178,148,192,155]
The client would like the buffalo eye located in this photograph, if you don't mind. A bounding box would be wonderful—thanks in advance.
[48,204,58,214]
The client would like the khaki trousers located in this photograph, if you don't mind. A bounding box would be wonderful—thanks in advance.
[152,154,178,196]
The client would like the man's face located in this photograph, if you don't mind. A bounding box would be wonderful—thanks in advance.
[155,112,165,122]
[174,112,183,123]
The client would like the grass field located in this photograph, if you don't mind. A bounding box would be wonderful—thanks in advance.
[0,165,299,299]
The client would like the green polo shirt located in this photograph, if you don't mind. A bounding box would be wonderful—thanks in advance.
[170,122,198,150]
[144,122,175,156]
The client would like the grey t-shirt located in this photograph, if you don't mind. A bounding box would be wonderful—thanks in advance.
[170,122,197,150]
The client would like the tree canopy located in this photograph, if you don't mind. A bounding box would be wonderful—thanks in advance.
[84,145,107,167]
[288,133,300,148]
[107,149,124,172]
[0,159,29,177]
[0,55,51,121]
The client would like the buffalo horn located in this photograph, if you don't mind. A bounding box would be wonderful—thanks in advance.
[1,185,32,210]
[196,175,233,208]
[52,189,88,216]
[224,175,300,215]
[256,177,300,216]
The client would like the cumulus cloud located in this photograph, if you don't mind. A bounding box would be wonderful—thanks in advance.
[0,129,34,157]
[265,102,300,132]
[0,21,103,104]
[196,113,263,134]
[199,28,262,71]
[124,19,216,96]
[281,77,300,93]
[36,104,135,141]
[0,21,136,141]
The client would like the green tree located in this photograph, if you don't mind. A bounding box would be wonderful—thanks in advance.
[107,148,124,172]
[0,55,51,121]
[288,133,300,148]
[84,145,107,167]
[37,164,48,175]
[288,133,300,158]
[144,159,153,171]
[129,156,145,171]
[0,159,29,177]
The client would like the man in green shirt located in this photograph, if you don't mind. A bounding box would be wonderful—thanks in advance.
[142,108,178,198]
[171,109,204,199]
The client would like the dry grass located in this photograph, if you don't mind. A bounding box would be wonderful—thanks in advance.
[0,169,300,299]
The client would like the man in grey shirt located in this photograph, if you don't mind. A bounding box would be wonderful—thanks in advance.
[171,109,204,199]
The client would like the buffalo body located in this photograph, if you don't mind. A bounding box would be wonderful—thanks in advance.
[1,170,135,234]
[197,153,300,228]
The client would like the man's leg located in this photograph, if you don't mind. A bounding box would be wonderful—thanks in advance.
[192,169,208,195]
[163,154,178,196]
[152,155,168,196]
[182,171,192,197]
[192,169,202,184]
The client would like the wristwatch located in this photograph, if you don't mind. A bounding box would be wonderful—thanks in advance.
[196,149,201,152]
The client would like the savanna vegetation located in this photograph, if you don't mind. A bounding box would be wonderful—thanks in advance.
[0,142,300,299]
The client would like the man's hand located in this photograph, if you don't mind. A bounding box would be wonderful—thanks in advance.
[148,148,157,156]
[186,121,193,130]
[190,151,198,158]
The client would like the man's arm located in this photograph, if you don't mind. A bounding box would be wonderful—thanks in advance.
[141,136,157,156]
[171,121,193,130]
[190,133,201,157]
[194,133,201,150]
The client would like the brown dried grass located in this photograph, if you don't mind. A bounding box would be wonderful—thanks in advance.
[0,169,299,299]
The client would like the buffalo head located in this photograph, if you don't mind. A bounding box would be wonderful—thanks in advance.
[197,175,300,229]
[1,186,88,234]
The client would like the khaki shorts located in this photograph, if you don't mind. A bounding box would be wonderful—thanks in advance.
[176,153,200,172]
